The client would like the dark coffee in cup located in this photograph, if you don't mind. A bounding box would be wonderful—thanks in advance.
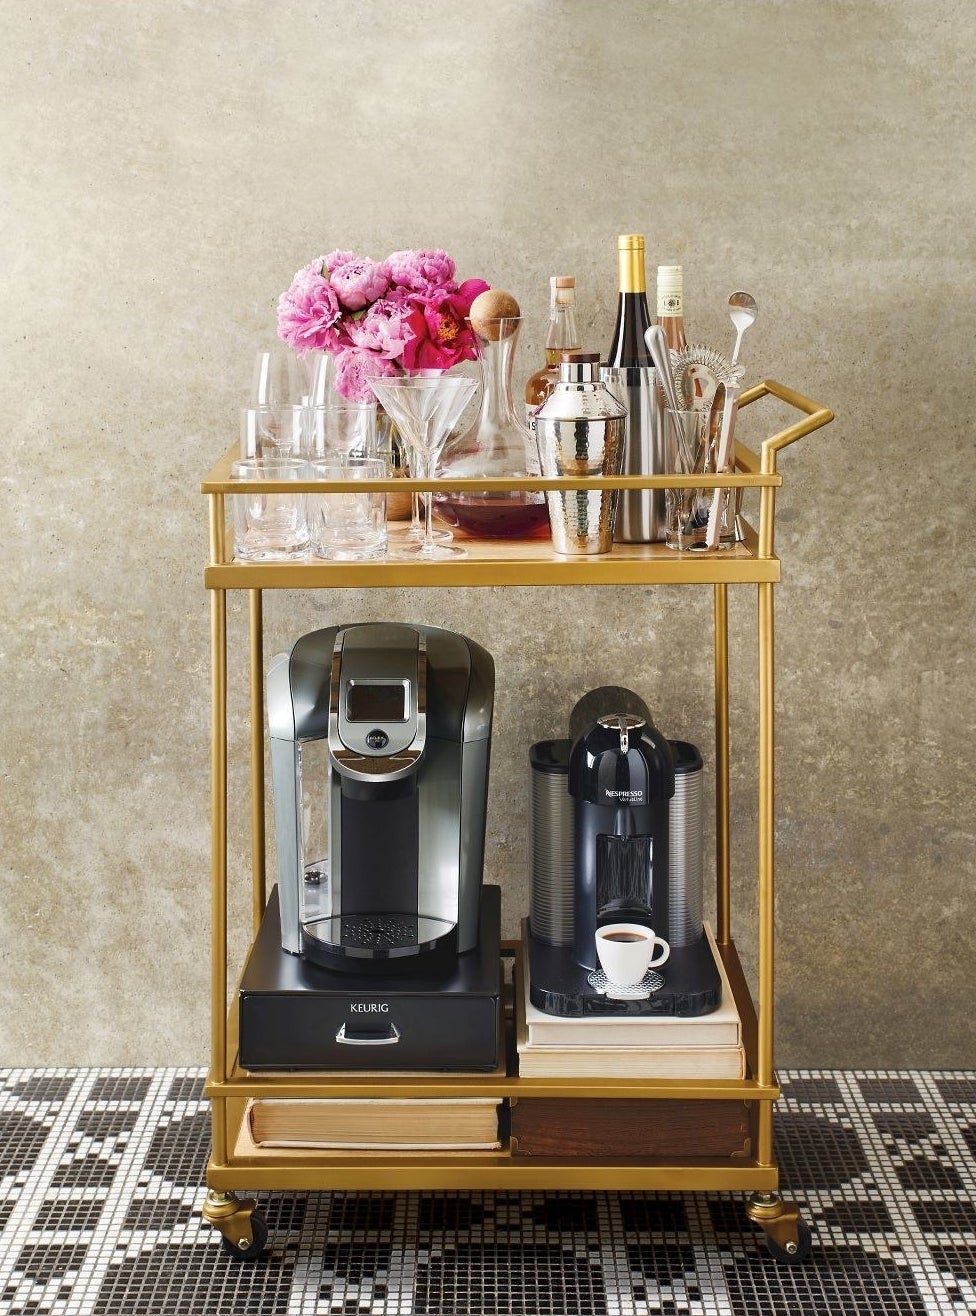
[595,922,671,986]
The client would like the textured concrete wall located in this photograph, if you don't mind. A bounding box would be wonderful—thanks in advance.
[2,1,972,1068]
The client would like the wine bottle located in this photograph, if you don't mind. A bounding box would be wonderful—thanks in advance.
[656,264,688,353]
[602,234,663,541]
[605,235,653,367]
[524,276,580,428]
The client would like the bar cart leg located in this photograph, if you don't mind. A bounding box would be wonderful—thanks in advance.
[201,1189,268,1260]
[746,1192,812,1263]
[713,582,731,945]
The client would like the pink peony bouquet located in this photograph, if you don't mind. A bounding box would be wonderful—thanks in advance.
[277,248,490,402]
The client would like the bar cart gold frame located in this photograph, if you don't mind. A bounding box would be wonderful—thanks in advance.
[199,379,833,1263]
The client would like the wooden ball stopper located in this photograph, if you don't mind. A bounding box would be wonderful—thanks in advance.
[469,289,521,339]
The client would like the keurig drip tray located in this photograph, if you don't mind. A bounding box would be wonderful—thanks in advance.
[238,885,502,1072]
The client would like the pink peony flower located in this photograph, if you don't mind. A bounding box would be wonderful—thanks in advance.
[401,278,491,371]
[276,270,345,354]
[329,257,391,311]
[275,247,489,387]
[345,297,414,359]
[387,248,457,293]
[322,249,356,273]
[333,346,400,402]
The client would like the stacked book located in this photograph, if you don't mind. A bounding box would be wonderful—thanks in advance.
[516,922,746,1079]
[242,1097,502,1152]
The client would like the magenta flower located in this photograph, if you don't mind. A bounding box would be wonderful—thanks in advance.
[387,248,456,293]
[333,346,400,402]
[345,298,414,359]
[276,270,345,354]
[329,257,391,310]
[275,246,489,388]
[401,278,491,371]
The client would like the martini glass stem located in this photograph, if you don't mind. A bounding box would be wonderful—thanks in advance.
[413,450,438,555]
[423,490,437,552]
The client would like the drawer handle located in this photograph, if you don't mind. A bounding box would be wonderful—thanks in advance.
[335,1023,401,1046]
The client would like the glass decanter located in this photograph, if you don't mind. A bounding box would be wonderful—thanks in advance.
[435,313,550,540]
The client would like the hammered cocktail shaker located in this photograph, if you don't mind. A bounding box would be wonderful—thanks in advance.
[534,352,627,554]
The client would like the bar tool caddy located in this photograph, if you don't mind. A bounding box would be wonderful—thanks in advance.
[201,297,833,1259]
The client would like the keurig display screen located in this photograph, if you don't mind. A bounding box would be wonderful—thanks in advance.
[345,681,408,723]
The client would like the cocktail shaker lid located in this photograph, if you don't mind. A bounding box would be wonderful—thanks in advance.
[536,353,627,423]
[558,350,601,383]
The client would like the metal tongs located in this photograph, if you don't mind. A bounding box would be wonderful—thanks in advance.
[704,381,740,548]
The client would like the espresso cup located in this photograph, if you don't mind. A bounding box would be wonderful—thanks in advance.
[595,922,670,987]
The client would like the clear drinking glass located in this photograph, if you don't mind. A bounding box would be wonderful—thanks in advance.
[240,404,308,458]
[231,457,310,561]
[307,402,378,460]
[309,457,388,561]
[252,346,310,406]
[663,409,710,550]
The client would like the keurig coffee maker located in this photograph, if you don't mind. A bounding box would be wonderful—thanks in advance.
[268,621,493,970]
[235,622,503,1071]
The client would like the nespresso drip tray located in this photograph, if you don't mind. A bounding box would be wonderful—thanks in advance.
[301,912,458,972]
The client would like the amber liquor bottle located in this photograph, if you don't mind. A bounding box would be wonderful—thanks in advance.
[524,276,580,429]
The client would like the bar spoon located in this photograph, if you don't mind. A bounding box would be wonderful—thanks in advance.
[728,291,758,367]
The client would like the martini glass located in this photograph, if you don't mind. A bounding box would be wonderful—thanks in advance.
[368,374,478,560]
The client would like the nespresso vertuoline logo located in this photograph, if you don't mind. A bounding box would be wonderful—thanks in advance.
[350,1002,389,1013]
[605,789,644,801]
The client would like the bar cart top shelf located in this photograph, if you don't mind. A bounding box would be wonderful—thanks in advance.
[201,379,834,591]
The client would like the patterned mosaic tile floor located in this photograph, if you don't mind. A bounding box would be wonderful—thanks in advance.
[2,1068,975,1314]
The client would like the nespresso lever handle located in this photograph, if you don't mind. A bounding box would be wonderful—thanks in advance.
[335,1023,402,1046]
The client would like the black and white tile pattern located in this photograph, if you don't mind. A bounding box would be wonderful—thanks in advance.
[1,1068,975,1314]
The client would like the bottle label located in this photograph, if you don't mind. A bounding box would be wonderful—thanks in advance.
[523,418,542,475]
[657,291,683,317]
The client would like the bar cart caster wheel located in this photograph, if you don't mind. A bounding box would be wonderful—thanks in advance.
[202,1190,268,1261]
[221,1213,267,1261]
[765,1218,812,1265]
[746,1192,812,1265]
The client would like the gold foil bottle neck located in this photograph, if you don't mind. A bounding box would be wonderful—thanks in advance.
[617,234,647,294]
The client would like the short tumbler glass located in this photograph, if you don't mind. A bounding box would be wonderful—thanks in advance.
[231,457,310,561]
[307,402,378,460]
[239,404,308,458]
[309,457,388,561]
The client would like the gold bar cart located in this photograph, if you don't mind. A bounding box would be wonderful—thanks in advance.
[199,380,833,1262]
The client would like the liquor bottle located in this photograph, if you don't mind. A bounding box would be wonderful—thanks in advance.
[524,276,580,428]
[605,235,654,367]
[656,265,688,353]
[602,234,663,541]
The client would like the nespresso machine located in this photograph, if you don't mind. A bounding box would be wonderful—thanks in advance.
[527,696,721,1016]
[236,622,502,1071]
